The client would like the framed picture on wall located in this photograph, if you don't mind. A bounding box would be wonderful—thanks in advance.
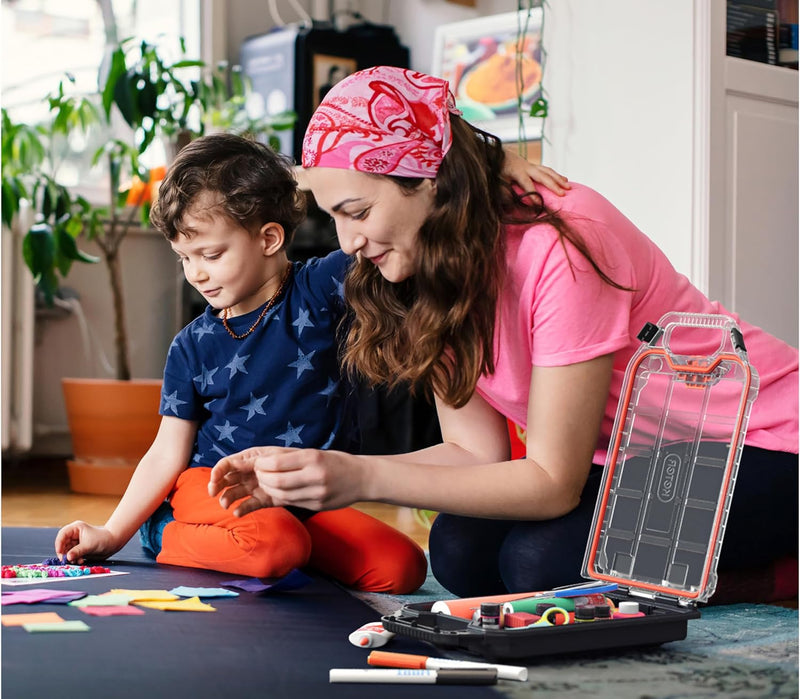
[312,54,358,110]
[432,9,544,144]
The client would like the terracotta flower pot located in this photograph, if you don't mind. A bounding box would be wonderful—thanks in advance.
[61,378,162,495]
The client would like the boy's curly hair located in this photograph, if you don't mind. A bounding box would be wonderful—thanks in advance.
[150,133,306,245]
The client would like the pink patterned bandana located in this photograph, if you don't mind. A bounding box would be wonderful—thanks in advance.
[301,66,461,178]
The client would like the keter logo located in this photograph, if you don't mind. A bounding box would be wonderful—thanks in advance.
[658,453,681,503]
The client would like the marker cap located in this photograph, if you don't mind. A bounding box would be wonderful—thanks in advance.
[368,651,426,669]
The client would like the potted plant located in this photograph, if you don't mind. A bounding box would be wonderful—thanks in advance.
[1,37,294,493]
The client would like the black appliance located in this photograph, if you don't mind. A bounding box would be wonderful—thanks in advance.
[240,21,410,159]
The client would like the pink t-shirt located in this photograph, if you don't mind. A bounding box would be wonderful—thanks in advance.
[476,183,798,461]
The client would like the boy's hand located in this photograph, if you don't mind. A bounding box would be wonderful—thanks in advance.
[209,447,277,516]
[54,522,119,564]
[502,148,570,195]
[211,446,365,514]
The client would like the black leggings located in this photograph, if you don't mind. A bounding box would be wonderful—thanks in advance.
[429,446,798,597]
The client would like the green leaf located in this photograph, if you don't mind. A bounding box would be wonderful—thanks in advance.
[54,187,71,220]
[76,98,100,131]
[113,69,140,128]
[86,210,107,242]
[171,59,204,69]
[139,201,152,226]
[230,68,245,98]
[269,111,298,132]
[53,222,77,277]
[136,76,159,120]
[54,219,98,274]
[108,152,122,194]
[1,178,21,228]
[529,97,548,118]
[40,182,56,219]
[138,124,156,154]
[22,222,56,290]
[102,47,128,118]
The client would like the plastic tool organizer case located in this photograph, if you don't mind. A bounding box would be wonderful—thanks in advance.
[383,313,760,660]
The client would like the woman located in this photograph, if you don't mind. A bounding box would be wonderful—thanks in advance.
[209,66,798,599]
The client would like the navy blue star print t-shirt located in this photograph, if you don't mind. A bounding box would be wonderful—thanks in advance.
[160,250,357,467]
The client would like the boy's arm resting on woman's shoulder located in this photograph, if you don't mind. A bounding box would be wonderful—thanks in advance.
[55,416,197,563]
[501,148,570,196]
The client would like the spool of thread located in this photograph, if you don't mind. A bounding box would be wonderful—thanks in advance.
[480,602,502,629]
[594,603,612,620]
[612,601,646,619]
[574,604,596,623]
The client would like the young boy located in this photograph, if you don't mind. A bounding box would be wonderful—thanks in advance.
[54,133,427,593]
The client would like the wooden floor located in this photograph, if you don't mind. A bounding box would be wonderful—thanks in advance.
[1,457,432,550]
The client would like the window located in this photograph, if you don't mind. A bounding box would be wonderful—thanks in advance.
[1,0,200,197]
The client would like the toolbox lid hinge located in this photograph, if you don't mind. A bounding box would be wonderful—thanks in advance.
[626,588,656,602]
[625,587,698,609]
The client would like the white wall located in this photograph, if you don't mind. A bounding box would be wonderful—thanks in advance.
[369,1,697,278]
[541,1,698,278]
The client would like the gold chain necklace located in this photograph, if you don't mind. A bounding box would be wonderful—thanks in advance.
[221,263,292,340]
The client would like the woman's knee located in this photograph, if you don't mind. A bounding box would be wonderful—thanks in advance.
[429,514,510,596]
[498,509,594,592]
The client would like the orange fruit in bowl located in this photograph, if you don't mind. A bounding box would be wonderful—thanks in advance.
[464,52,542,107]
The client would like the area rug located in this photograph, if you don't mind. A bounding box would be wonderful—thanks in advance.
[355,564,799,699]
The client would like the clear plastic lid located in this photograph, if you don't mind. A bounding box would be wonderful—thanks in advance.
[583,313,760,605]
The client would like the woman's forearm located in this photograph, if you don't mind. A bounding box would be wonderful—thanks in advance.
[362,452,584,520]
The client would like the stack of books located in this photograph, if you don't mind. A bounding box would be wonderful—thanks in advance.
[726,0,778,65]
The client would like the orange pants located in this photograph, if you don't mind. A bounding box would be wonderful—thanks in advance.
[156,467,427,594]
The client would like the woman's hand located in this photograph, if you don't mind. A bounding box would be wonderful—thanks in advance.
[209,446,367,516]
[54,522,121,564]
[502,148,570,195]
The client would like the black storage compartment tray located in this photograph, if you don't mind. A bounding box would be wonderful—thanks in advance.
[382,594,700,661]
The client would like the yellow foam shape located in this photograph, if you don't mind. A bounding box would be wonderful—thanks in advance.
[135,596,216,612]
[110,589,180,602]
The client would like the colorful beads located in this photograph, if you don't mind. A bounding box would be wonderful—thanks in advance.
[1,561,111,579]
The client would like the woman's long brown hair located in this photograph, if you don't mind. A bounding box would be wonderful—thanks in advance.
[341,116,629,409]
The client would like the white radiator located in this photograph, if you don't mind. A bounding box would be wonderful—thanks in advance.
[1,210,36,453]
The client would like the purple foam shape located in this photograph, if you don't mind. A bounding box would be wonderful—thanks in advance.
[1,589,88,605]
[221,568,313,594]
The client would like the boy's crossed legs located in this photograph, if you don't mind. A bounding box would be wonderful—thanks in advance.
[155,467,427,594]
